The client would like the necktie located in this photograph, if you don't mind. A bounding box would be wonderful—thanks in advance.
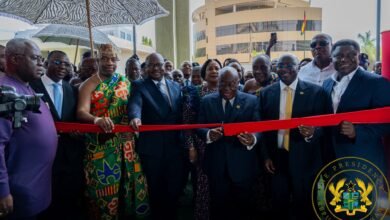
[224,99,232,121]
[53,83,63,118]
[186,79,190,86]
[157,81,171,107]
[283,86,293,151]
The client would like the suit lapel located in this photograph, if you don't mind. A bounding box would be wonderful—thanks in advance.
[144,79,169,117]
[37,79,61,120]
[166,79,177,112]
[292,80,307,117]
[337,69,362,112]
[229,92,244,122]
[215,94,225,123]
[269,84,281,120]
[61,83,73,120]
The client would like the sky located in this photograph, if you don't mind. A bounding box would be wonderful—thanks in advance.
[190,0,390,43]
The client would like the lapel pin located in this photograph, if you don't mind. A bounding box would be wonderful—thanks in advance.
[236,105,240,109]
[300,91,304,95]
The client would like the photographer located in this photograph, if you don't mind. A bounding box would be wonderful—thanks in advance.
[0,39,57,219]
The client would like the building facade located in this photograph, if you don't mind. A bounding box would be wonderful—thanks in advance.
[192,0,322,65]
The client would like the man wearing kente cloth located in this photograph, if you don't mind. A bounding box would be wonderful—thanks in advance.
[77,44,149,219]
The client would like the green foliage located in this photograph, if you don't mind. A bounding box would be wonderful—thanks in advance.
[357,31,376,70]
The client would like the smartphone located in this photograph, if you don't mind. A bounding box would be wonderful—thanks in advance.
[271,32,277,44]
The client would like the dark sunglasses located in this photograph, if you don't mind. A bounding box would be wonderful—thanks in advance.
[310,40,329,49]
[52,60,71,67]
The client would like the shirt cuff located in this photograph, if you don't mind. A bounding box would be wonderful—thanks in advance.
[246,134,257,150]
[304,135,314,143]
[206,130,213,144]
[0,180,10,198]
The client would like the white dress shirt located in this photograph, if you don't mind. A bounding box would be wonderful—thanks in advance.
[298,61,336,86]
[152,77,172,106]
[277,78,298,148]
[206,97,257,150]
[330,68,358,113]
[41,74,63,104]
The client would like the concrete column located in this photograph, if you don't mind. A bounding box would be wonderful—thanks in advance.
[155,0,190,67]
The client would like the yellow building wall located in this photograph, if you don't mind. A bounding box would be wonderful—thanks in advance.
[193,0,322,65]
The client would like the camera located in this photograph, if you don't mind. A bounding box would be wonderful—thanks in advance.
[0,85,42,128]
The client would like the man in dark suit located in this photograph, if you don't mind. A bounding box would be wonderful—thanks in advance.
[323,39,390,172]
[259,54,330,219]
[30,51,84,219]
[129,53,183,220]
[197,67,260,220]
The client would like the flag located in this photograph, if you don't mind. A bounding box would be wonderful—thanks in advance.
[301,11,307,35]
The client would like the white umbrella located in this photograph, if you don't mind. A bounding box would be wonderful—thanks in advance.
[0,0,169,55]
[15,24,117,63]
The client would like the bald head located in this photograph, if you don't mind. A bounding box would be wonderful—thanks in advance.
[5,38,44,83]
[218,67,240,100]
[5,38,39,60]
[145,53,164,80]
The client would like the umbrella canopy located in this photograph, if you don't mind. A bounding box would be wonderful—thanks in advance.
[31,24,115,48]
[0,0,169,54]
[0,0,168,26]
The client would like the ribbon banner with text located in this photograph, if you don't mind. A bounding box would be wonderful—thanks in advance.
[55,107,390,135]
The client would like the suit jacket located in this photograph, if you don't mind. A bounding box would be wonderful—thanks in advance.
[30,78,84,182]
[259,79,330,180]
[197,91,261,183]
[323,68,390,171]
[128,78,183,158]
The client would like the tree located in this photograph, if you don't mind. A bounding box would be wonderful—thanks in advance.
[357,31,376,69]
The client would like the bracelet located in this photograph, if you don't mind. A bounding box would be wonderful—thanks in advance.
[93,117,102,124]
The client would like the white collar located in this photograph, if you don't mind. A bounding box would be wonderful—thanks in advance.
[152,76,166,85]
[280,77,298,91]
[331,67,358,83]
[42,74,62,85]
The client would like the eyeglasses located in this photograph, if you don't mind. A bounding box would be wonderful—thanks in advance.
[147,63,164,69]
[100,56,119,63]
[52,60,71,67]
[15,54,44,63]
[218,81,238,89]
[276,63,297,70]
[310,40,329,49]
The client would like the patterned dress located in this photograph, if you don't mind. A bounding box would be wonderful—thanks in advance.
[182,84,218,220]
[84,73,149,220]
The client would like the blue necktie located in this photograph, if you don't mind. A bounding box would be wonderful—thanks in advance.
[53,83,63,118]
[157,81,171,107]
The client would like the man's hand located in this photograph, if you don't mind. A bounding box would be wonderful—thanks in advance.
[189,146,197,164]
[340,121,356,139]
[95,117,115,133]
[209,127,223,142]
[237,132,255,146]
[264,159,275,174]
[0,194,13,217]
[298,125,315,138]
[130,118,142,131]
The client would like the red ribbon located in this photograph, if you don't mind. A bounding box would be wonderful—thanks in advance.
[55,107,390,135]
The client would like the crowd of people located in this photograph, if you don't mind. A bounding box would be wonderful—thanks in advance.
[0,32,389,220]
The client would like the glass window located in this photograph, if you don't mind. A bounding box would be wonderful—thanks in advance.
[216,43,249,55]
[236,23,250,34]
[195,48,206,58]
[216,24,236,37]
[216,20,321,37]
[120,31,126,39]
[195,30,206,41]
[215,5,234,15]
[126,34,132,41]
